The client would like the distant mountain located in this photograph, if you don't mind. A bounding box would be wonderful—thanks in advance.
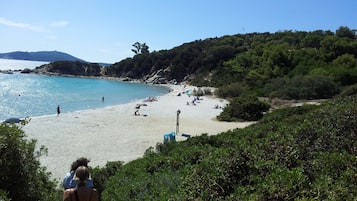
[0,51,86,62]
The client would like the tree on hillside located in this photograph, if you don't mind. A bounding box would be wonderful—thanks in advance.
[336,26,356,39]
[132,42,150,55]
[104,27,357,99]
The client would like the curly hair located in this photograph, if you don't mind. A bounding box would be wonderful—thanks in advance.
[70,157,90,172]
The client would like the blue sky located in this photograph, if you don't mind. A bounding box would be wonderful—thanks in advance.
[0,0,356,63]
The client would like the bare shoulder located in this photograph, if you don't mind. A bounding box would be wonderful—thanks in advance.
[64,189,74,195]
[91,188,99,201]
[92,188,99,195]
[63,189,74,201]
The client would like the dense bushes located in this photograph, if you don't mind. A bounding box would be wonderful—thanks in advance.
[97,94,357,200]
[104,27,356,102]
[215,82,250,98]
[3,95,354,200]
[89,161,123,198]
[192,87,213,96]
[339,83,357,97]
[217,95,270,121]
[263,75,341,99]
[0,123,58,201]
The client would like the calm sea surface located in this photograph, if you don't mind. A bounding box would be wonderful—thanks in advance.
[0,59,168,121]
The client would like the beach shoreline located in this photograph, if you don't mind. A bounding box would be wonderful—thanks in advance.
[22,84,254,183]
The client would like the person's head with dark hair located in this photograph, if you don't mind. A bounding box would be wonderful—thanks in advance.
[73,166,90,186]
[63,166,99,201]
[70,157,90,172]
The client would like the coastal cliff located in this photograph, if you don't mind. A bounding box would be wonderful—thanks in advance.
[34,60,102,76]
[34,60,174,84]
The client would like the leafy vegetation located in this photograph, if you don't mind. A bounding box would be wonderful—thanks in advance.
[0,122,59,201]
[262,75,340,99]
[96,94,356,200]
[192,87,213,96]
[2,27,357,200]
[2,95,355,200]
[35,60,102,76]
[105,26,357,101]
[339,83,357,97]
[217,94,270,121]
[89,161,123,198]
[132,42,150,55]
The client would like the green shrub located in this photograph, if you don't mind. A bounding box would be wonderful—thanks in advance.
[178,149,250,200]
[332,67,357,86]
[90,161,124,199]
[101,157,181,201]
[192,87,213,96]
[217,94,270,121]
[339,83,357,97]
[264,75,340,99]
[216,82,249,98]
[0,123,58,201]
[0,190,10,201]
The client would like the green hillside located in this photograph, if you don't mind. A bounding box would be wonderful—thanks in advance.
[105,26,357,100]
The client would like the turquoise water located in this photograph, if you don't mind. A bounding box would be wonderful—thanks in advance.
[0,60,168,121]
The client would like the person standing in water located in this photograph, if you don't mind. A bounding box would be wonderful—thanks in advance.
[57,105,61,116]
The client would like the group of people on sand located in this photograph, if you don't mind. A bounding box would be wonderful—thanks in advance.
[62,157,99,201]
[143,96,157,102]
[134,98,154,116]
[185,96,202,106]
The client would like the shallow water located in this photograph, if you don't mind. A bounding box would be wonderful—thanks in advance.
[0,60,168,121]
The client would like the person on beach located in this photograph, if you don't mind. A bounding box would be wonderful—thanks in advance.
[63,157,94,189]
[63,166,99,201]
[134,109,140,116]
[57,105,61,116]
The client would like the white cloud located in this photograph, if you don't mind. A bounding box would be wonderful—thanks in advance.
[0,17,46,32]
[50,21,69,27]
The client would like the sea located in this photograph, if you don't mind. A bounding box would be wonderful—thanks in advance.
[0,59,168,121]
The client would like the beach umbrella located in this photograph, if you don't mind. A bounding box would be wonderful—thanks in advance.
[186,90,191,96]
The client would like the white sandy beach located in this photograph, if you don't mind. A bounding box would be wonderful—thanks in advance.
[22,84,254,183]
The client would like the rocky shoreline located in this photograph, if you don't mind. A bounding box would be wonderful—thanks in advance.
[27,60,177,84]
